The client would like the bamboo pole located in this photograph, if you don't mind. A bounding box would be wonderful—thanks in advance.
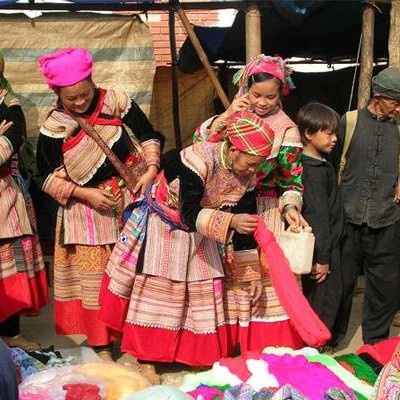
[176,5,230,109]
[245,2,262,62]
[389,0,400,67]
[358,2,375,108]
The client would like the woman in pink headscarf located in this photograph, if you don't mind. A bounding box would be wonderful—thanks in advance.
[36,48,164,360]
[194,55,307,351]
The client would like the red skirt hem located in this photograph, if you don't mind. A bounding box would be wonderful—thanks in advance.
[0,269,48,322]
[54,299,118,346]
[121,324,236,367]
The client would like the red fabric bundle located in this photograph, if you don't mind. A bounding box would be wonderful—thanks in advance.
[63,383,101,400]
[253,216,331,348]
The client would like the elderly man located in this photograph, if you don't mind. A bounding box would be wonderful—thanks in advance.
[331,67,400,346]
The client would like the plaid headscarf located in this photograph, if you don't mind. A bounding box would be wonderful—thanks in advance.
[0,50,13,95]
[209,111,274,157]
[233,54,295,97]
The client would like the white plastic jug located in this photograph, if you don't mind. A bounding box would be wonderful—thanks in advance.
[279,226,315,274]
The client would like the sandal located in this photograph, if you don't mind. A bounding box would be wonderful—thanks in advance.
[2,334,41,351]
[96,350,114,362]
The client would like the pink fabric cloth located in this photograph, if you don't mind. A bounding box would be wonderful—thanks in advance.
[207,111,274,157]
[233,55,295,96]
[254,216,331,348]
[261,353,356,400]
[38,47,93,89]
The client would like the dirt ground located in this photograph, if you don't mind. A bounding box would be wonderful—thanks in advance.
[20,276,400,384]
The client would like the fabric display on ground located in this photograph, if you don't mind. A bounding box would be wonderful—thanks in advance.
[18,362,152,400]
[180,347,375,400]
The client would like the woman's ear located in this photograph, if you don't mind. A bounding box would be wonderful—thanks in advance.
[228,146,239,158]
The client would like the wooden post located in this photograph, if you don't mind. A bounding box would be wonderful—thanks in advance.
[245,2,262,62]
[358,2,375,108]
[389,0,400,67]
[176,5,230,109]
[169,5,182,149]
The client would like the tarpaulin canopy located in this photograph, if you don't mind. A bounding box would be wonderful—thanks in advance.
[179,0,391,73]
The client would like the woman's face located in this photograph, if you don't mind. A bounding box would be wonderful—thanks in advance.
[58,78,95,114]
[228,148,264,177]
[248,79,281,117]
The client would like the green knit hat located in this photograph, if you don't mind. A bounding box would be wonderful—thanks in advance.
[372,67,400,102]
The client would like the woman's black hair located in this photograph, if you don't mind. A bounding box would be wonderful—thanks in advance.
[297,102,339,142]
[248,72,283,93]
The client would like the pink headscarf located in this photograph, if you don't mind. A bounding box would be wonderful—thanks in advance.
[233,54,295,96]
[38,47,93,89]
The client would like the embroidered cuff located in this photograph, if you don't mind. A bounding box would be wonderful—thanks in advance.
[226,249,261,282]
[195,208,233,244]
[141,139,161,168]
[42,168,77,206]
[279,190,303,213]
[0,136,13,166]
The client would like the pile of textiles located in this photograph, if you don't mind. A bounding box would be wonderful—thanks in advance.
[19,362,151,400]
[180,347,376,400]
[10,346,71,383]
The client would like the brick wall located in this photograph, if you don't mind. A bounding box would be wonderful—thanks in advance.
[142,9,221,66]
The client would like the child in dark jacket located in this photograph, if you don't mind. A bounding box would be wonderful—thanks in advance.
[297,102,344,345]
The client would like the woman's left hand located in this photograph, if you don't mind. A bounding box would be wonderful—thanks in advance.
[284,207,309,231]
[133,165,158,196]
[0,120,13,136]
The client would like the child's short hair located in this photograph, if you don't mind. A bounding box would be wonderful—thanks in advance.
[297,102,340,142]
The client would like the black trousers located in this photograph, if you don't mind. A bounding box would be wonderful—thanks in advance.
[334,221,400,345]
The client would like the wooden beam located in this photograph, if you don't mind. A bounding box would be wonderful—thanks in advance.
[176,4,230,109]
[358,2,375,108]
[169,5,182,149]
[245,2,262,61]
[389,0,400,67]
[0,1,267,12]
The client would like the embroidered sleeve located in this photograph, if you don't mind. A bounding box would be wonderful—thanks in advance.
[42,167,77,206]
[141,139,161,168]
[193,115,219,142]
[179,152,233,243]
[276,146,303,212]
[195,208,234,244]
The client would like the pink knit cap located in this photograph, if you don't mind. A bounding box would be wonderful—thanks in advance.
[38,47,93,89]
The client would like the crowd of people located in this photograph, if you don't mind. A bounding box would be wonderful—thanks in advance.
[0,47,399,384]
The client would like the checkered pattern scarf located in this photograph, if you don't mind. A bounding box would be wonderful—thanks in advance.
[224,111,274,157]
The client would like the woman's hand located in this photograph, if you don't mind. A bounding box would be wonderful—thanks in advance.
[210,95,251,132]
[283,206,309,231]
[0,120,12,136]
[230,213,258,234]
[223,94,251,117]
[73,186,116,213]
[310,263,330,283]
[248,280,262,304]
[133,164,158,196]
